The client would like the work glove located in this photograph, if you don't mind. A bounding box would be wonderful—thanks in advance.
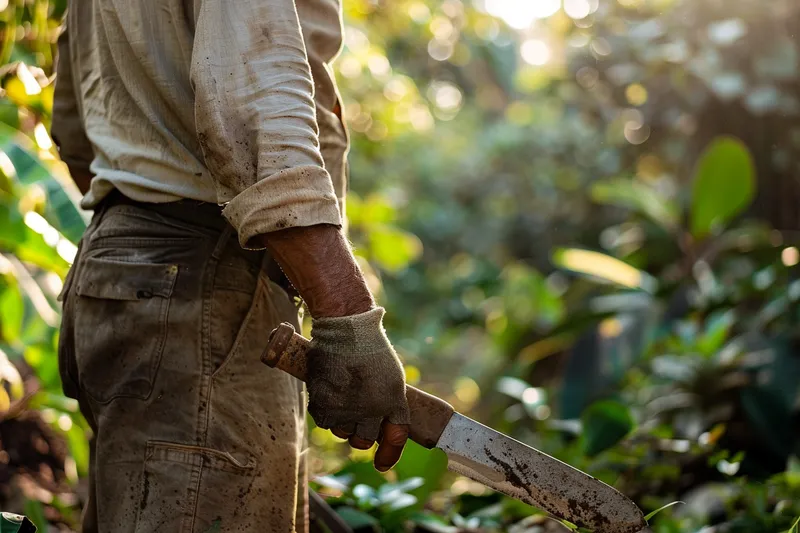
[307,307,411,443]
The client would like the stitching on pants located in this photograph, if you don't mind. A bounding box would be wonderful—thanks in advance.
[145,440,257,471]
[210,275,268,379]
[189,225,233,533]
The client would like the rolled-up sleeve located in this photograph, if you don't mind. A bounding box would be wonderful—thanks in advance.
[191,0,342,248]
[52,25,94,178]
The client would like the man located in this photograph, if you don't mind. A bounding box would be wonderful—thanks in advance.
[52,1,410,531]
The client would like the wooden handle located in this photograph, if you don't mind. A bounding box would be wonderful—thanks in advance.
[262,323,455,449]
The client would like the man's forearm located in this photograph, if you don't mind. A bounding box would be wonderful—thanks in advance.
[259,225,374,318]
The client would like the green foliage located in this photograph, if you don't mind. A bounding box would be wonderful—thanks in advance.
[580,400,635,457]
[337,507,381,530]
[643,501,685,522]
[0,281,23,343]
[691,137,756,238]
[0,1,85,528]
[591,178,680,232]
[552,247,657,292]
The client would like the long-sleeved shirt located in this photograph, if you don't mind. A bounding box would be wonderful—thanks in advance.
[52,0,348,248]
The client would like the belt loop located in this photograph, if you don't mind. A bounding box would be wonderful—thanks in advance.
[211,226,234,260]
[86,203,107,237]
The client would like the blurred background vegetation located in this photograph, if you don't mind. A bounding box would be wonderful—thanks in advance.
[1,0,799,531]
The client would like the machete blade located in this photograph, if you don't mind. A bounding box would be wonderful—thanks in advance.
[436,413,646,533]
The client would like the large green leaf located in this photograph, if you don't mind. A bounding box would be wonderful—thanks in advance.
[581,399,635,457]
[335,507,379,530]
[697,310,735,357]
[0,204,70,276]
[690,136,756,239]
[0,123,87,244]
[0,99,20,130]
[591,177,679,231]
[0,280,24,343]
[553,248,657,293]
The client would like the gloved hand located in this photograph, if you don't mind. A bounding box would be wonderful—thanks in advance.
[307,307,410,452]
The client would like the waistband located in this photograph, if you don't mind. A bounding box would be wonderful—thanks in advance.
[102,190,230,233]
[99,190,298,299]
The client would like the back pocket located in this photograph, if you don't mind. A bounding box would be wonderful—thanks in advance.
[74,256,178,404]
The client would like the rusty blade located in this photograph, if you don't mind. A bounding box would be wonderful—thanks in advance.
[437,414,646,533]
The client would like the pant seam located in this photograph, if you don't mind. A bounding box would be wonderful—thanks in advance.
[196,228,231,443]
[210,273,269,380]
[184,457,204,533]
[189,226,232,532]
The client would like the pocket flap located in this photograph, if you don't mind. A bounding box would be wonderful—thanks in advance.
[76,257,178,301]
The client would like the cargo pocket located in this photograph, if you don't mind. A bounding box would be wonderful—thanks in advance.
[74,256,178,404]
[135,441,256,533]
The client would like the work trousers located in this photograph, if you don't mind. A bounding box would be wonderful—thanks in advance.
[58,195,308,532]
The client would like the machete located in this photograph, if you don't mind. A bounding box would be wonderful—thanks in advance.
[262,323,648,533]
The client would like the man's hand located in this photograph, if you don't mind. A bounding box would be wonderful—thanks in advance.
[308,308,410,471]
[260,225,410,471]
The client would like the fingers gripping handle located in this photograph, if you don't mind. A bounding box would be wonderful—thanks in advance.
[263,323,456,449]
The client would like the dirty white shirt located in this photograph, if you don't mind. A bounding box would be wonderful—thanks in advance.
[52,0,349,248]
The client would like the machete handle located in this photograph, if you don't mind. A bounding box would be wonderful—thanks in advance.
[262,323,455,449]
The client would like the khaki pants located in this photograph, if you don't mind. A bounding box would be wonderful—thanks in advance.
[58,196,308,532]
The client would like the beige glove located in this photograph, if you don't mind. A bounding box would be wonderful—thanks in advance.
[307,307,411,441]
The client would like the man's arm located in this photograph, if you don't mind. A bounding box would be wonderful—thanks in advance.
[260,226,409,471]
[192,1,410,470]
[258,227,374,319]
[191,0,342,247]
[51,24,94,194]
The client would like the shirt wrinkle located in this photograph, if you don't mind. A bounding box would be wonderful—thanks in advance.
[52,0,347,247]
